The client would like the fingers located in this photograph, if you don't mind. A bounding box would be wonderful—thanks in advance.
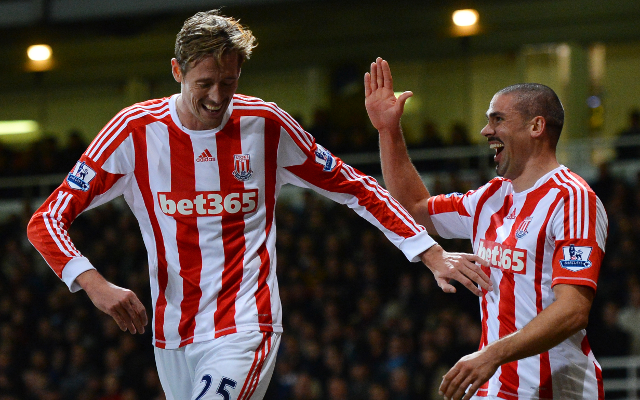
[375,57,384,89]
[122,295,148,334]
[396,91,413,113]
[364,72,372,97]
[436,277,457,294]
[107,292,147,334]
[451,271,483,297]
[370,61,378,91]
[460,256,493,292]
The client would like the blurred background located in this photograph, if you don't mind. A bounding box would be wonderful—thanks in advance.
[1,0,640,399]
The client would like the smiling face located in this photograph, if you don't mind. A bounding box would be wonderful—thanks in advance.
[481,93,533,180]
[172,52,241,130]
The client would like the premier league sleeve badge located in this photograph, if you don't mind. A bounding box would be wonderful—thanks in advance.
[66,161,96,191]
[559,244,593,271]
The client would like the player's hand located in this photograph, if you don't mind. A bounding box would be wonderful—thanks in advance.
[439,348,499,400]
[420,244,492,297]
[76,269,148,334]
[364,57,412,132]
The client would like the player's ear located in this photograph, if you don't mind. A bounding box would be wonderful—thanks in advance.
[171,58,183,83]
[530,116,545,138]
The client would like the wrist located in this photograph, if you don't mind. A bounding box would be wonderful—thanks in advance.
[75,269,102,291]
[420,243,443,269]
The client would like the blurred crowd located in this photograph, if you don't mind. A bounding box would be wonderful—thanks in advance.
[1,117,640,399]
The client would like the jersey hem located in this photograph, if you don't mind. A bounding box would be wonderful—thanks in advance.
[152,323,283,349]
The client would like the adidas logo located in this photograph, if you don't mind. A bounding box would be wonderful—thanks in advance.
[196,149,216,162]
[506,209,516,219]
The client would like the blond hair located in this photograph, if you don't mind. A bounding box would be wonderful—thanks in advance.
[174,10,257,73]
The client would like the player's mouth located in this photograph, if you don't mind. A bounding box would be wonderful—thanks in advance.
[201,101,225,117]
[489,141,504,162]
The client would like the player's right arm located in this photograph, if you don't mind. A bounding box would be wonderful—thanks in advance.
[365,57,436,234]
[27,123,147,334]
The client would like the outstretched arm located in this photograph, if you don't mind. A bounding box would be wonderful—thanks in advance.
[365,58,491,296]
[365,57,435,234]
[439,284,595,400]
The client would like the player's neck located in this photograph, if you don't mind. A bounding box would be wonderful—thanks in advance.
[511,155,560,193]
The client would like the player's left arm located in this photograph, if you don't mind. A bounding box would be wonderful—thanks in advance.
[439,283,595,400]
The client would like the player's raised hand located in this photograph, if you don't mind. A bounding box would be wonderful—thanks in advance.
[364,57,412,132]
[76,269,148,334]
[420,244,492,297]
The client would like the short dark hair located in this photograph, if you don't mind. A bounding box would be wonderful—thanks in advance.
[174,10,257,74]
[496,83,564,142]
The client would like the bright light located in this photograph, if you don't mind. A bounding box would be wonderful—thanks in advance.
[452,9,479,27]
[0,120,40,135]
[27,45,52,61]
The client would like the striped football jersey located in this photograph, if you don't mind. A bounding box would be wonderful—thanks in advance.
[428,166,607,400]
[28,94,434,349]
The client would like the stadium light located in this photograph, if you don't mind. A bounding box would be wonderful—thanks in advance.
[0,120,40,135]
[27,45,52,61]
[452,9,479,27]
[26,44,54,72]
[451,9,480,37]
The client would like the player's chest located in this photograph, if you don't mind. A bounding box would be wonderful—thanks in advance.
[474,195,554,275]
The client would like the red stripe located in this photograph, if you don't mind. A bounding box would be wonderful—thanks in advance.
[581,336,605,400]
[244,334,271,400]
[476,192,512,394]
[237,333,265,400]
[533,191,562,398]
[214,118,247,337]
[233,106,312,150]
[254,119,279,328]
[233,96,314,148]
[87,100,168,159]
[133,129,169,347]
[168,127,203,345]
[473,180,504,242]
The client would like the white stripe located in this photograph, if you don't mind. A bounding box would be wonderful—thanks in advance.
[233,99,314,150]
[552,277,597,286]
[339,166,422,235]
[564,171,590,239]
[86,101,168,157]
[91,107,170,162]
[552,175,575,238]
[234,102,312,150]
[341,163,423,232]
[595,197,608,249]
[559,171,583,238]
[43,192,74,258]
[55,193,81,256]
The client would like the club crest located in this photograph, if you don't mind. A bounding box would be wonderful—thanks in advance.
[515,216,533,239]
[559,244,593,272]
[232,154,253,181]
[66,161,96,191]
[314,144,337,172]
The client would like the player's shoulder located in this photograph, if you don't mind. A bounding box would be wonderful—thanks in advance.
[548,167,596,196]
[232,94,291,122]
[113,97,172,125]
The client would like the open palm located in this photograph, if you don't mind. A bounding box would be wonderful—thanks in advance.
[364,57,412,132]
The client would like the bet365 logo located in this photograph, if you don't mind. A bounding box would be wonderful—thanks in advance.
[157,190,258,217]
[477,239,527,274]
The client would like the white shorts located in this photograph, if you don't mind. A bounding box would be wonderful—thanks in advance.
[154,331,281,400]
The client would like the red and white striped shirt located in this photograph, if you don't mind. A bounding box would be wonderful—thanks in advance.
[428,166,607,400]
[28,94,434,349]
